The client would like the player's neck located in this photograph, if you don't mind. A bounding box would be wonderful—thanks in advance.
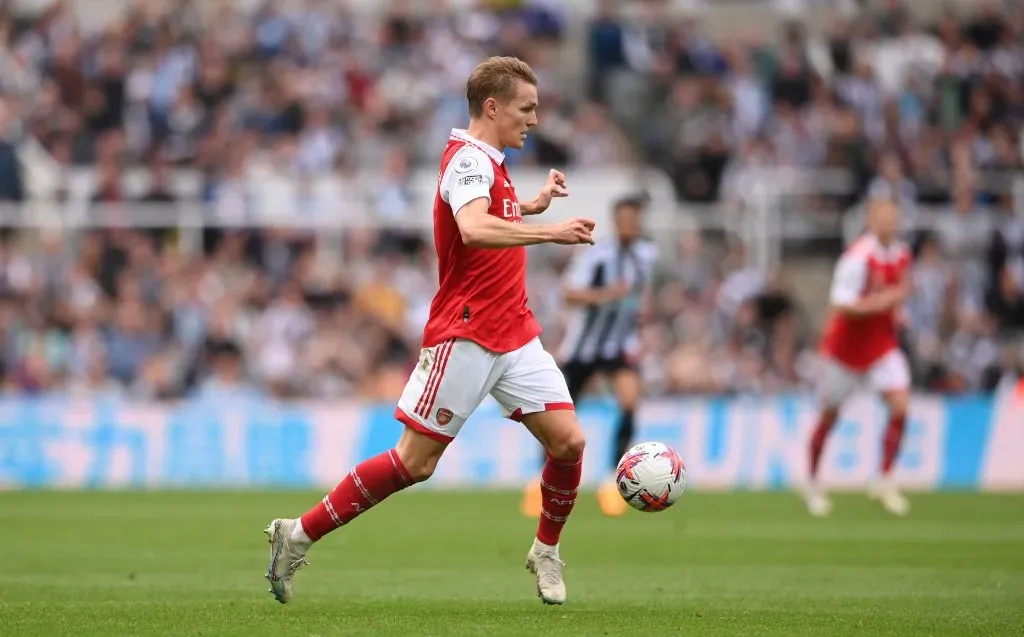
[465,121,504,153]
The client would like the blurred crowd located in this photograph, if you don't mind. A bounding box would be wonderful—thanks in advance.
[0,226,439,399]
[0,0,1022,399]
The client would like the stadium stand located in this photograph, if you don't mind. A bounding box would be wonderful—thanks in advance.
[0,0,1020,398]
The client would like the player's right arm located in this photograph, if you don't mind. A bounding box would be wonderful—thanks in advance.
[829,251,906,317]
[441,147,594,248]
[561,248,629,306]
[563,284,629,307]
[456,199,595,248]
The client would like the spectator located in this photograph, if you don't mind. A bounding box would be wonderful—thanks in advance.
[867,150,918,233]
[0,99,23,202]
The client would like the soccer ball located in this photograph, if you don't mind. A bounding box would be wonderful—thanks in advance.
[615,442,687,512]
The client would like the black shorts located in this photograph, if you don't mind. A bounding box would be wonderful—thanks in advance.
[560,356,637,401]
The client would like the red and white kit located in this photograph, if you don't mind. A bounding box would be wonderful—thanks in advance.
[394,129,573,441]
[818,234,912,406]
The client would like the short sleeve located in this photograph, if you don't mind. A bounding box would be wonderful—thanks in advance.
[829,252,868,306]
[440,146,494,215]
[563,248,601,289]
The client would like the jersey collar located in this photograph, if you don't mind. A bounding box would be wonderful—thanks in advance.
[450,129,505,165]
[864,233,903,259]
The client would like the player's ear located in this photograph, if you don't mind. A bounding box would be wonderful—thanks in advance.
[485,97,498,119]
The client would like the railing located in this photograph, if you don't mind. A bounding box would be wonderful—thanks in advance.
[4,165,682,256]
[11,165,1024,267]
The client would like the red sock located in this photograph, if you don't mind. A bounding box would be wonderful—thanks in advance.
[537,454,582,546]
[300,449,414,541]
[809,412,838,480]
[881,413,907,475]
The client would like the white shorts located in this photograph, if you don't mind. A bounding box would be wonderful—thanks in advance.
[818,349,911,408]
[395,337,574,442]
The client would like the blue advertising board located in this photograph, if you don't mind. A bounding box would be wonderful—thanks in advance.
[0,393,1020,491]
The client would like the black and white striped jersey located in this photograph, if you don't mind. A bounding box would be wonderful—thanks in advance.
[557,239,658,364]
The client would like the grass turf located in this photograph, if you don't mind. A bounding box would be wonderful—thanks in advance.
[1,490,1022,636]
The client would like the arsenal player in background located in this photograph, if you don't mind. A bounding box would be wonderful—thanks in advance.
[805,198,913,518]
[263,57,598,606]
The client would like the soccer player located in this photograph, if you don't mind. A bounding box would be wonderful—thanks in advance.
[263,57,597,606]
[805,198,913,518]
[520,196,656,518]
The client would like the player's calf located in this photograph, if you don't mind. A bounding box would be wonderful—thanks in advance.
[874,390,911,516]
[521,410,584,604]
[597,368,641,517]
[536,428,584,547]
[880,390,909,476]
[298,446,419,544]
[299,428,443,539]
[808,406,840,481]
[523,419,587,520]
[600,406,633,518]
[264,429,444,603]
[805,406,839,517]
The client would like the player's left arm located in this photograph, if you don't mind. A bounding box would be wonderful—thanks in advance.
[520,169,568,215]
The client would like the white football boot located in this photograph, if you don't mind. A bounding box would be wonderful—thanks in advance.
[868,479,910,517]
[803,484,833,518]
[525,538,567,605]
[264,518,310,603]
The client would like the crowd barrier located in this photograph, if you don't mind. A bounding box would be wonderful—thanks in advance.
[0,393,1021,491]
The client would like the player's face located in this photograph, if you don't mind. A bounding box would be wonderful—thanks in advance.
[614,205,642,242]
[869,201,901,244]
[495,80,539,150]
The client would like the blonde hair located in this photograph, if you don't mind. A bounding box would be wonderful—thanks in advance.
[466,56,538,118]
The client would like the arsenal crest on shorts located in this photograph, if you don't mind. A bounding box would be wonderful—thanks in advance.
[436,408,454,426]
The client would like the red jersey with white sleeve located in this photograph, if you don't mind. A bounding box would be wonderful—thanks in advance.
[819,234,911,371]
[420,129,541,353]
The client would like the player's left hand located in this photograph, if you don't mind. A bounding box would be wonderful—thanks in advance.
[533,169,568,214]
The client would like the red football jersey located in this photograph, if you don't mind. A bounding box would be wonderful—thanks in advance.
[420,129,541,353]
[819,234,911,371]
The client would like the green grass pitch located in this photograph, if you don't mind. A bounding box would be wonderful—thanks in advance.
[2,490,1023,636]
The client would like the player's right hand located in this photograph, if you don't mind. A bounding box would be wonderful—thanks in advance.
[880,284,909,307]
[605,281,632,302]
[552,217,596,245]
[897,277,914,300]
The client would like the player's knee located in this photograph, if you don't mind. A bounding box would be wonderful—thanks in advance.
[618,395,639,413]
[402,454,440,483]
[395,428,448,482]
[547,429,586,462]
[395,446,442,482]
[819,406,841,426]
[614,371,642,411]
